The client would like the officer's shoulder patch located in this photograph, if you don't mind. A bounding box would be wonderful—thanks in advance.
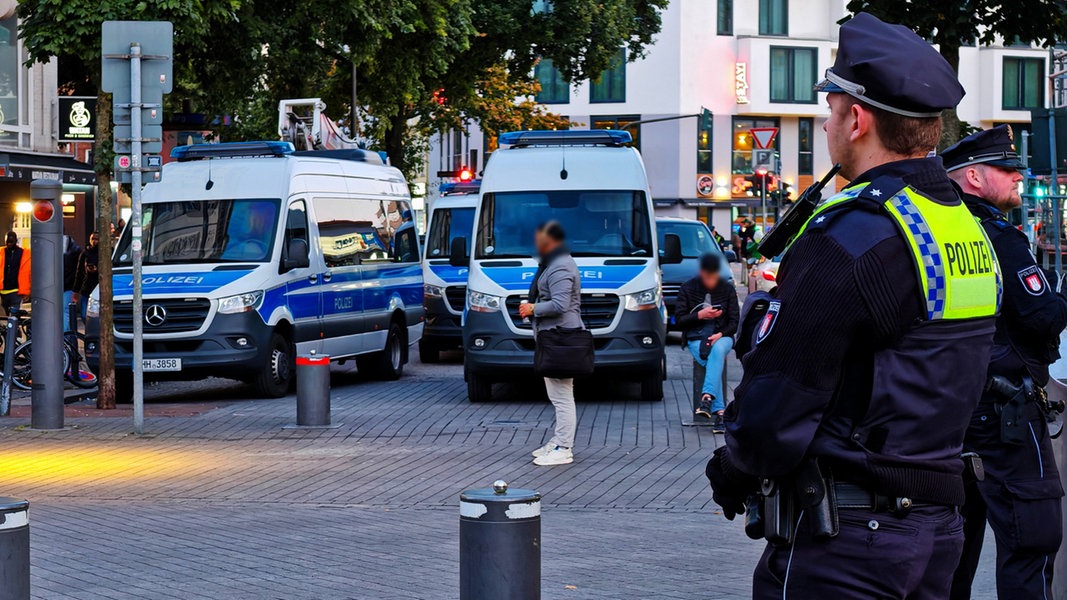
[755,300,781,345]
[1017,265,1048,296]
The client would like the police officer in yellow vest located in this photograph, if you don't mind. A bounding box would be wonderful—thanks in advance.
[705,13,1000,598]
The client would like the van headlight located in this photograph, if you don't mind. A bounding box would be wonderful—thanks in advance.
[424,284,444,298]
[624,287,660,311]
[86,296,100,318]
[468,290,502,313]
[218,290,263,314]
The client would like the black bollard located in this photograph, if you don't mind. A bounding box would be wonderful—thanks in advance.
[29,179,64,430]
[0,315,17,417]
[460,480,540,600]
[0,497,29,600]
[295,353,330,426]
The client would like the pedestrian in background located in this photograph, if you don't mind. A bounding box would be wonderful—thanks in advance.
[62,234,82,330]
[944,126,1067,599]
[71,231,99,319]
[0,231,30,316]
[519,221,582,467]
[674,253,738,430]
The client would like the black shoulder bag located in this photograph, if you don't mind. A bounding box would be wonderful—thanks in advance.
[534,327,595,378]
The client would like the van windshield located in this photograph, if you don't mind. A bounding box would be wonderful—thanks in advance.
[425,207,474,259]
[115,199,281,265]
[656,222,715,259]
[475,190,652,259]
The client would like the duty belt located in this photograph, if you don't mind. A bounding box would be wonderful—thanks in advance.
[833,481,934,514]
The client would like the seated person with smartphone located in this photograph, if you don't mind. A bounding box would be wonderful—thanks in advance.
[674,253,739,428]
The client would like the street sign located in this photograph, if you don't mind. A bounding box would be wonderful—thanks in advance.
[57,96,97,142]
[101,21,173,94]
[750,127,779,150]
[752,149,775,170]
[113,124,163,154]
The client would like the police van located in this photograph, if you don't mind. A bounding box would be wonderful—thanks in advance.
[419,186,478,362]
[452,130,680,402]
[86,141,424,399]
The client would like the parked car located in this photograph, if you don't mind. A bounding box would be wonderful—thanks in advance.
[656,217,733,323]
[748,255,782,293]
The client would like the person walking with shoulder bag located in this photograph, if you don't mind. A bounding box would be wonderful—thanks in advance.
[518,221,587,467]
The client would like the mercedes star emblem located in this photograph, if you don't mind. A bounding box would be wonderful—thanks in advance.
[144,304,167,327]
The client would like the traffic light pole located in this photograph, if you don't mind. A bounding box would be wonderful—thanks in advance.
[619,108,712,131]
[130,42,145,434]
[1049,113,1063,275]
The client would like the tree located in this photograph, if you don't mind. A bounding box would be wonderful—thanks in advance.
[845,0,1067,147]
[18,0,239,408]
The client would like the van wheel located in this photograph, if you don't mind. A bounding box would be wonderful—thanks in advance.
[115,372,134,404]
[640,367,664,402]
[358,321,404,380]
[253,332,293,398]
[419,338,440,364]
[467,373,493,403]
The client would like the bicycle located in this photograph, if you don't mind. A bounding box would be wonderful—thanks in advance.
[5,305,96,390]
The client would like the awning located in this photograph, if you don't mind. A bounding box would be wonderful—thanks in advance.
[0,149,96,185]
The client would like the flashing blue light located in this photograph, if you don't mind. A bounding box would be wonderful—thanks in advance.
[499,129,632,147]
[171,141,295,161]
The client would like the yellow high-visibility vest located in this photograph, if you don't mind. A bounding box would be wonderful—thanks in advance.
[791,181,999,321]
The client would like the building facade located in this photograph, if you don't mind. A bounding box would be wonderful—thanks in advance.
[427,0,1050,236]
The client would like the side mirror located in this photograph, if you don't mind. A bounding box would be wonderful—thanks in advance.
[449,236,469,267]
[283,238,310,271]
[660,233,683,265]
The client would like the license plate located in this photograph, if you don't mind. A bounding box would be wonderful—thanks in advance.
[142,358,182,372]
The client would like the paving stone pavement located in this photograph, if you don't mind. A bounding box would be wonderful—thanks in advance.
[0,308,998,597]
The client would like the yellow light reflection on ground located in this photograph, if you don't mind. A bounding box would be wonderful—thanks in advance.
[0,446,200,485]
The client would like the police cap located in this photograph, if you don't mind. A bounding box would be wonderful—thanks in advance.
[815,13,965,117]
[940,125,1025,172]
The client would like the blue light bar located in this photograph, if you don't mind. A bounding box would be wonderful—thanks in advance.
[171,141,295,161]
[498,129,632,147]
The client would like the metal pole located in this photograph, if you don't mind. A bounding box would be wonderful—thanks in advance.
[295,352,331,426]
[0,497,29,600]
[761,177,768,237]
[30,179,64,430]
[460,481,540,600]
[1049,111,1063,276]
[130,42,145,434]
[0,315,17,416]
[351,63,358,136]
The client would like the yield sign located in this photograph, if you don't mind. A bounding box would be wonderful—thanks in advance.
[750,127,779,150]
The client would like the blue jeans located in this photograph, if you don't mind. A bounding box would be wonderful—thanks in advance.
[687,336,733,413]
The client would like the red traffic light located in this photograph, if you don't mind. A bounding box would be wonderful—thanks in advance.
[459,167,474,182]
[756,168,768,177]
[32,200,53,222]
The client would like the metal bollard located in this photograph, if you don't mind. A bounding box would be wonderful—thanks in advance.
[0,315,17,417]
[682,359,728,427]
[0,497,29,600]
[30,179,64,430]
[295,352,330,426]
[460,480,540,600]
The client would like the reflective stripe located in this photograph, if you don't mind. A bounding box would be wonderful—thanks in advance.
[0,509,27,530]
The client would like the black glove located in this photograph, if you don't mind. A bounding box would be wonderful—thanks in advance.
[705,447,750,520]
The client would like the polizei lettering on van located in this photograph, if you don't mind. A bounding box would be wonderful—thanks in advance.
[136,275,206,286]
[943,240,993,276]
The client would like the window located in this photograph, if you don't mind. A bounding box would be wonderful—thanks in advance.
[592,115,640,149]
[0,15,28,147]
[590,49,626,103]
[759,0,788,36]
[731,117,780,177]
[717,0,733,35]
[426,207,475,259]
[312,198,413,266]
[535,58,569,104]
[697,115,713,173]
[1003,57,1045,110]
[770,47,817,104]
[798,118,814,175]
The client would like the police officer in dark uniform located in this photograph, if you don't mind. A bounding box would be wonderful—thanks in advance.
[943,126,1067,600]
[705,13,1001,598]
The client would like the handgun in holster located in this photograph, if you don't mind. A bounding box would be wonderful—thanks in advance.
[743,459,838,546]
[987,375,1036,445]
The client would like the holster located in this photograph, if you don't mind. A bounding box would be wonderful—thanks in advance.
[988,375,1035,445]
[744,459,839,546]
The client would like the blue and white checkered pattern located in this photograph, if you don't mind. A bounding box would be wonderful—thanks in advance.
[887,192,946,320]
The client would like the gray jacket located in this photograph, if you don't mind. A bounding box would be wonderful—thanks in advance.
[532,253,583,335]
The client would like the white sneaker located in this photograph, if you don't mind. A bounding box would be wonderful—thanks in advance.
[531,442,556,458]
[533,446,573,466]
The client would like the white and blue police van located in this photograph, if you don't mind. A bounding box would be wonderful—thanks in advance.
[452,130,680,402]
[86,141,424,399]
[419,184,478,362]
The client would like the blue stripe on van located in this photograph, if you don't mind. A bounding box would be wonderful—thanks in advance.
[428,264,469,284]
[481,265,645,291]
[113,270,253,295]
